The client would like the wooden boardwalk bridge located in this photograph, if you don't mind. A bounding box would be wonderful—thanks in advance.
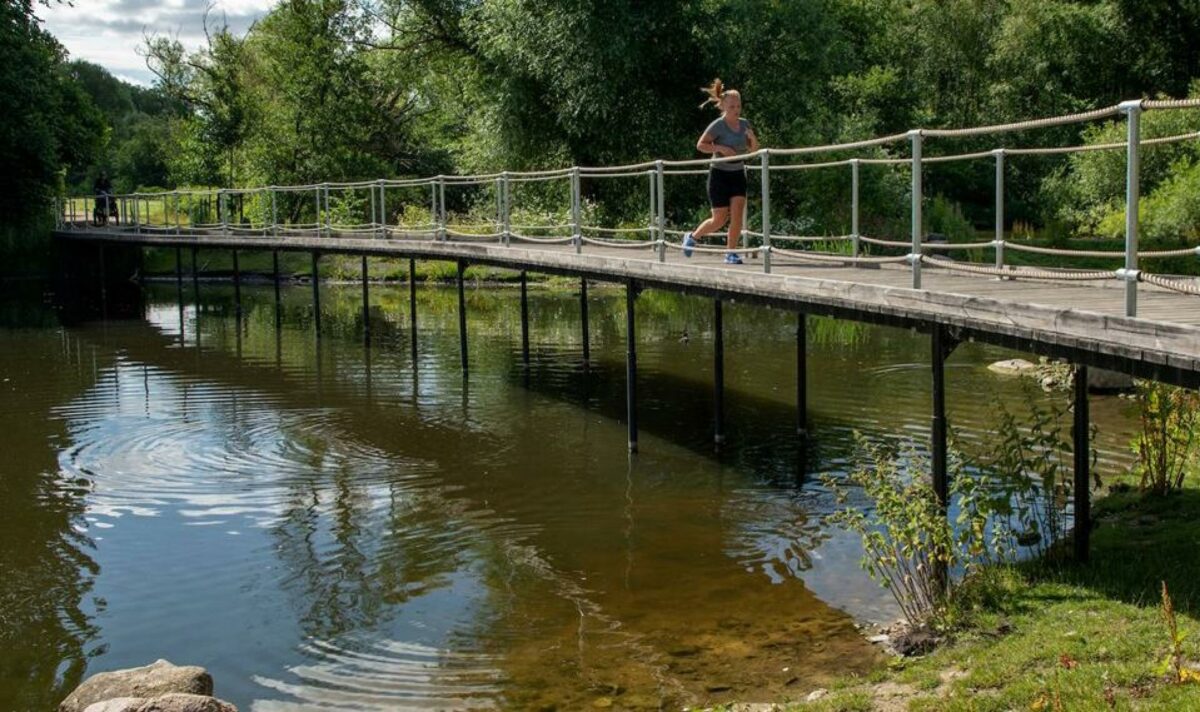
[53,96,1200,563]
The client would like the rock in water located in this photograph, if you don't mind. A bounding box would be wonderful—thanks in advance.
[1088,368,1134,394]
[987,359,1036,375]
[82,694,237,712]
[60,660,214,712]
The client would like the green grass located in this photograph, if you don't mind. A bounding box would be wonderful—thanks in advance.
[789,486,1200,711]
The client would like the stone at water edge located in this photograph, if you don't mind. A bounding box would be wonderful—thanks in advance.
[82,693,237,712]
[805,688,828,702]
[1088,368,1134,393]
[987,359,1036,375]
[60,660,214,712]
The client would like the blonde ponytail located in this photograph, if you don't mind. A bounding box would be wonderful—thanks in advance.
[699,78,725,110]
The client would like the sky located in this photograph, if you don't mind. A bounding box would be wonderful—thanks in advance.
[38,0,275,86]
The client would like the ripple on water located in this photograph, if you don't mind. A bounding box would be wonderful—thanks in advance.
[251,638,504,711]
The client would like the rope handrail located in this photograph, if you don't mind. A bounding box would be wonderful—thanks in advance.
[921,104,1123,138]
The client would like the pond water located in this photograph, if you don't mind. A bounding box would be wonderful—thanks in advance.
[0,276,1139,710]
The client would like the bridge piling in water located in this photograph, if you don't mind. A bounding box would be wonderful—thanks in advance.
[626,281,639,453]
[409,259,418,364]
[797,313,808,437]
[931,324,959,589]
[457,260,468,373]
[520,271,530,366]
[175,247,183,301]
[311,252,321,338]
[272,250,281,326]
[232,250,241,317]
[1073,366,1091,562]
[580,278,590,366]
[361,255,370,344]
[714,299,725,446]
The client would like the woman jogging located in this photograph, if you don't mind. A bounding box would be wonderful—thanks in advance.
[683,79,759,264]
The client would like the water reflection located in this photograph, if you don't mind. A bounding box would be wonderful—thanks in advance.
[0,276,1139,711]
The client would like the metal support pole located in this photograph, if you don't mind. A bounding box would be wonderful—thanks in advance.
[311,252,321,338]
[580,277,590,365]
[175,192,182,235]
[648,170,656,244]
[370,182,377,238]
[931,325,949,506]
[438,177,447,242]
[271,188,278,237]
[850,159,860,260]
[457,260,468,372]
[135,194,142,234]
[761,150,772,273]
[714,299,725,445]
[378,181,386,238]
[1073,366,1091,563]
[520,270,530,365]
[272,250,281,326]
[323,184,331,237]
[409,258,418,364]
[655,161,666,262]
[994,149,1005,275]
[361,255,370,343]
[797,313,808,437]
[931,324,950,590]
[571,167,582,254]
[625,280,639,453]
[175,246,183,301]
[218,191,225,233]
[191,246,199,302]
[430,180,439,238]
[1121,100,1142,317]
[232,250,241,317]
[910,130,924,289]
[500,173,510,246]
[314,187,321,236]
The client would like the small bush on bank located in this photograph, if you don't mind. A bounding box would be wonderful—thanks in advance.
[1133,381,1200,495]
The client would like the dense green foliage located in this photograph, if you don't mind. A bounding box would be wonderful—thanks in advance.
[0,1,103,265]
[6,0,1200,269]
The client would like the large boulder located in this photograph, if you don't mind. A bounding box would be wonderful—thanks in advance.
[60,660,213,712]
[83,694,237,712]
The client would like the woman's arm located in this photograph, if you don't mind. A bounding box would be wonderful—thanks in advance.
[746,128,759,153]
[697,132,735,156]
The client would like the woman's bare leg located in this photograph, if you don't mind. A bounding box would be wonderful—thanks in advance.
[692,207,729,241]
[727,196,746,250]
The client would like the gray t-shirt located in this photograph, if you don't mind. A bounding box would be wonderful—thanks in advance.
[704,117,752,171]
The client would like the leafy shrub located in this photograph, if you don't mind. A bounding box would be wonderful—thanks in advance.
[1132,381,1200,495]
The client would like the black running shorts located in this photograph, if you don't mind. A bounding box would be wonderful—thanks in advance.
[707,168,747,209]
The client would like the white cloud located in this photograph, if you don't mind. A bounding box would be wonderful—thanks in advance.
[39,0,274,86]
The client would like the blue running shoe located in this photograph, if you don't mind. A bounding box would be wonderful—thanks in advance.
[724,252,744,265]
[683,232,696,258]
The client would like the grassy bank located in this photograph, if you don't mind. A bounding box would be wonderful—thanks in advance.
[795,485,1200,711]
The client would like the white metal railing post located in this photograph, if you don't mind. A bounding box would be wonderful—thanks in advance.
[218,190,227,233]
[437,176,446,241]
[571,167,582,254]
[648,169,656,244]
[851,158,860,261]
[175,192,182,235]
[271,188,278,237]
[430,179,438,239]
[993,149,1005,276]
[69,196,74,228]
[760,149,772,273]
[323,183,331,237]
[376,180,384,238]
[135,194,142,234]
[312,186,321,236]
[501,172,510,246]
[909,129,924,289]
[655,160,665,262]
[1119,100,1143,317]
